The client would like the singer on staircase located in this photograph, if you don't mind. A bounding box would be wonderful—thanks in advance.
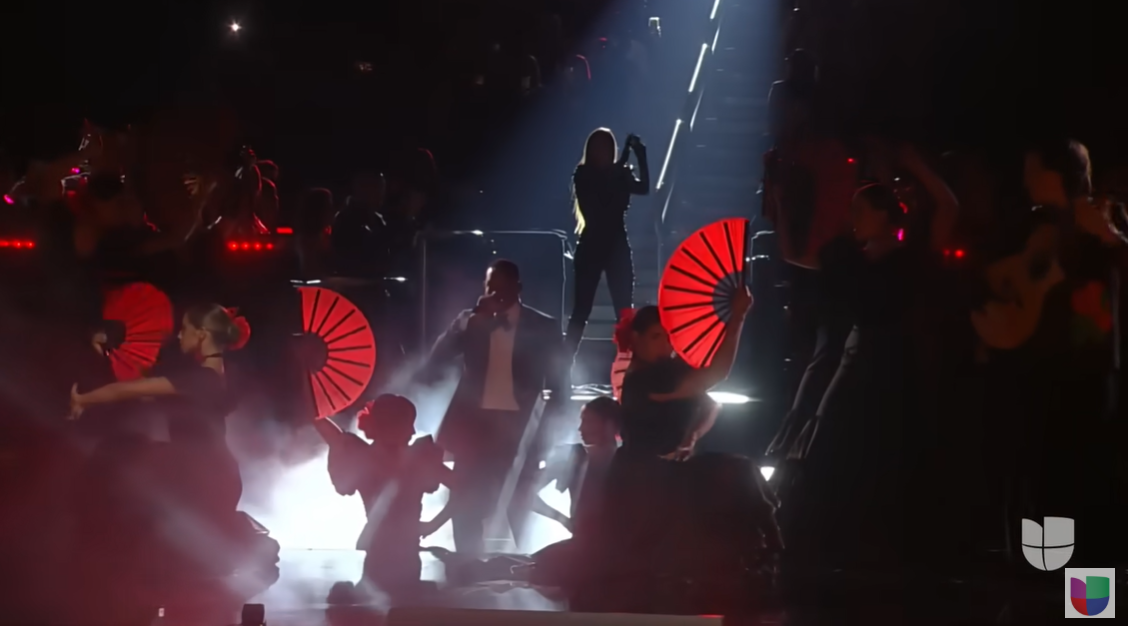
[565,128,650,359]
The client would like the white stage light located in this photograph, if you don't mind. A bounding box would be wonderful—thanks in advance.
[760,466,775,481]
[708,391,754,404]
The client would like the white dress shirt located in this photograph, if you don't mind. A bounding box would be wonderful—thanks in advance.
[481,304,521,411]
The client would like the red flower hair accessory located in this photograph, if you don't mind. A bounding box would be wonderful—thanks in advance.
[225,307,251,351]
[613,308,637,353]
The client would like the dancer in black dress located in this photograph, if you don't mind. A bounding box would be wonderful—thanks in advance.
[315,394,455,591]
[577,298,784,613]
[70,304,249,574]
[565,128,650,357]
[783,144,958,573]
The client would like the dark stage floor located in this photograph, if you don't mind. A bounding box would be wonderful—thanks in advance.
[124,548,1074,626]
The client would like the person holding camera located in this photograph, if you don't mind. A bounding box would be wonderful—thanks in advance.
[565,128,651,359]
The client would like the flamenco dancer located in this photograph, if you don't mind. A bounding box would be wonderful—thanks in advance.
[576,298,784,612]
[565,128,651,358]
[315,394,455,592]
[69,304,250,582]
[782,145,958,574]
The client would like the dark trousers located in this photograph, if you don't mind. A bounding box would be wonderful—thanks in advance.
[566,233,634,355]
[449,409,539,556]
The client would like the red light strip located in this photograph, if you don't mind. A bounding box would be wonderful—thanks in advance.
[0,240,35,249]
[226,241,275,251]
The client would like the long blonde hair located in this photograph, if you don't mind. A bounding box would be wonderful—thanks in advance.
[572,128,617,235]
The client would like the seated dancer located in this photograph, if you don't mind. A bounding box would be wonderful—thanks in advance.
[519,397,620,586]
[69,304,249,576]
[315,394,455,590]
[531,396,621,534]
[577,300,784,611]
[424,398,622,588]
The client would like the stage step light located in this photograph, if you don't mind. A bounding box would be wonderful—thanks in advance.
[226,240,275,252]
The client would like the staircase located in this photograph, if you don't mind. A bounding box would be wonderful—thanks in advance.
[571,0,782,388]
[661,0,779,240]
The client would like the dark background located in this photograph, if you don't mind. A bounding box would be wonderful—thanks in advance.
[3,0,1127,203]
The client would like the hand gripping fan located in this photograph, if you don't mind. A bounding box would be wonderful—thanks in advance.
[102,282,174,380]
[657,218,750,368]
[296,286,377,419]
[610,350,631,400]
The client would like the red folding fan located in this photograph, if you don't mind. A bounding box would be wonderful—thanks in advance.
[296,286,378,419]
[657,218,750,369]
[102,282,174,381]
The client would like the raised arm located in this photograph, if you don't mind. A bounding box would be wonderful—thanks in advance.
[314,416,347,447]
[652,287,753,401]
[629,142,650,196]
[73,377,177,406]
[901,145,959,251]
[763,150,822,269]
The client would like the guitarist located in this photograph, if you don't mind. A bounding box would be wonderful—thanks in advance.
[974,138,1126,572]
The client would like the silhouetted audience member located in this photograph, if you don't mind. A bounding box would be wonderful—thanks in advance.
[296,188,335,277]
[332,172,388,275]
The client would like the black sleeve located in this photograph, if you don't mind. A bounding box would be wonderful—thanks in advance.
[164,365,224,400]
[669,355,695,379]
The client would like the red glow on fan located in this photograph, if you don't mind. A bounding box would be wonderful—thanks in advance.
[0,239,34,249]
[103,283,174,381]
[297,286,378,419]
[658,218,750,369]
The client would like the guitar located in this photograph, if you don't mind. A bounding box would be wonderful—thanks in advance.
[971,222,1065,349]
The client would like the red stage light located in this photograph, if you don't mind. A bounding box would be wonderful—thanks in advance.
[954,249,965,258]
[276,227,293,235]
[0,239,34,249]
[3,194,13,205]
[226,240,277,252]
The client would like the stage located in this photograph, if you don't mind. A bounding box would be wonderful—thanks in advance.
[143,548,1068,626]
